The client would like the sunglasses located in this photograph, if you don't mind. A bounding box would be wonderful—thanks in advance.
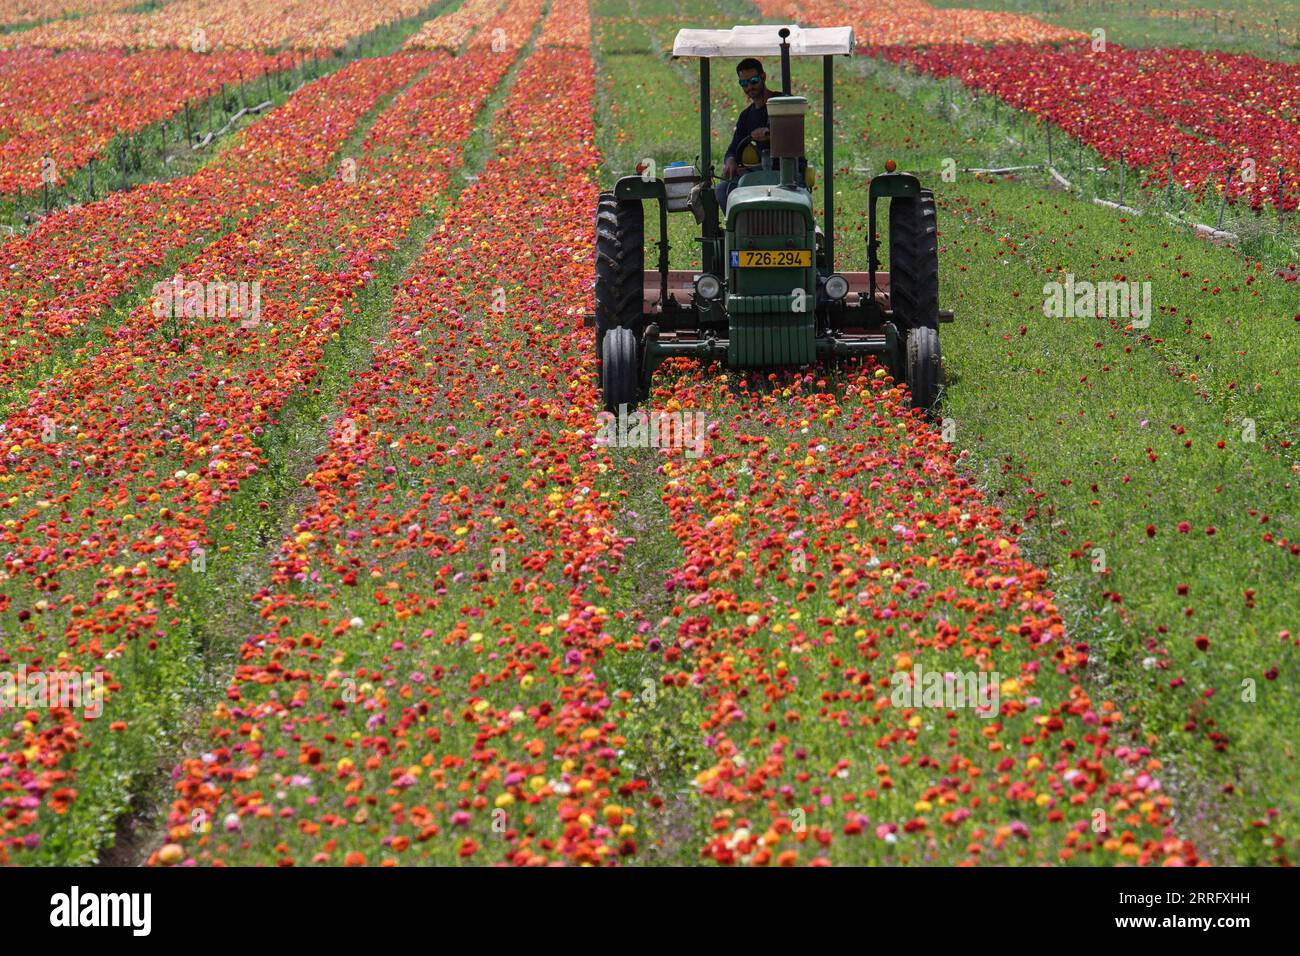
[738,75,764,88]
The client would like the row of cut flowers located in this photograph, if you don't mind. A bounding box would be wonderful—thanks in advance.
[647,366,1201,865]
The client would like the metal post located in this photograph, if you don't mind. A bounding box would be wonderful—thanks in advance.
[1278,166,1286,232]
[184,99,192,143]
[1119,150,1126,205]
[658,200,669,307]
[1217,168,1229,230]
[700,57,715,275]
[824,54,834,274]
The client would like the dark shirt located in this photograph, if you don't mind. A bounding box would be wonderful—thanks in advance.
[724,89,790,165]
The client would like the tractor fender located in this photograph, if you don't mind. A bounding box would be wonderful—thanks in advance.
[614,176,666,202]
[868,171,921,200]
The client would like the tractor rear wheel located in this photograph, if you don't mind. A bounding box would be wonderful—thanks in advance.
[594,193,644,362]
[906,325,942,413]
[888,188,940,333]
[601,326,640,413]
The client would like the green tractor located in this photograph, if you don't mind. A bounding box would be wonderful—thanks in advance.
[594,24,952,413]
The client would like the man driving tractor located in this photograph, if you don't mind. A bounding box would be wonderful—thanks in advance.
[715,57,791,208]
[597,24,947,415]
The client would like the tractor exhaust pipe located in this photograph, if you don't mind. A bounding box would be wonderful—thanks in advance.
[768,96,807,188]
[779,27,792,94]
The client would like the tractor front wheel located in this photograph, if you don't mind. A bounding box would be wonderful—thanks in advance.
[906,325,942,413]
[601,326,640,413]
[594,193,644,363]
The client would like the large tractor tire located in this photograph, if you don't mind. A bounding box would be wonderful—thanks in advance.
[906,325,942,413]
[594,193,644,363]
[601,326,640,413]
[888,188,940,333]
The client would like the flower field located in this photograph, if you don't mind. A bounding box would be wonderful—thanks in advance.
[771,0,1300,222]
[1,52,431,410]
[0,0,141,29]
[878,41,1300,215]
[0,48,278,194]
[753,0,1082,45]
[404,0,504,50]
[0,0,431,52]
[0,0,1295,883]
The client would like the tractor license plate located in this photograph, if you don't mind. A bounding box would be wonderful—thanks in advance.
[734,249,811,268]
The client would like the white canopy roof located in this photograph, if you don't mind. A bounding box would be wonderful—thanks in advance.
[672,24,855,59]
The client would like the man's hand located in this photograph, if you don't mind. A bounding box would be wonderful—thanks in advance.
[722,157,737,179]
[752,127,770,142]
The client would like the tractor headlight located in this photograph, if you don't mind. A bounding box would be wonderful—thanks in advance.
[824,274,850,300]
[695,274,722,300]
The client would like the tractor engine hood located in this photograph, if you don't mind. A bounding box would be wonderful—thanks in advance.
[724,183,813,231]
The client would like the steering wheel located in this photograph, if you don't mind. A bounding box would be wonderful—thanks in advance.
[738,134,768,171]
